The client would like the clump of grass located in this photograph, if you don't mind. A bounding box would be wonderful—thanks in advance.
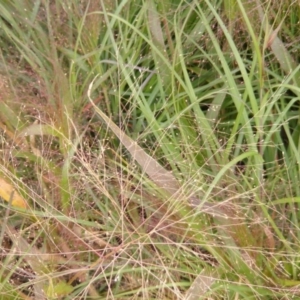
[0,0,300,299]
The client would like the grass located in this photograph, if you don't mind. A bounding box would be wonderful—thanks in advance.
[0,0,300,299]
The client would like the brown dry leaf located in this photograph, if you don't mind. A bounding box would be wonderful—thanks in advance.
[185,268,218,300]
[0,177,28,208]
[264,19,284,49]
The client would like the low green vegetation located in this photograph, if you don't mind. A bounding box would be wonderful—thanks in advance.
[0,0,300,299]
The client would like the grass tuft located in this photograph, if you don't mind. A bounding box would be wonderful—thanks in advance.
[1,0,300,299]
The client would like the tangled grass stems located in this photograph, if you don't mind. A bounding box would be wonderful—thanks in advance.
[0,0,300,299]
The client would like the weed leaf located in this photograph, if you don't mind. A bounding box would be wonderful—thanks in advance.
[0,177,27,208]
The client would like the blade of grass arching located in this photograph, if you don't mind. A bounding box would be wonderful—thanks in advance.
[235,0,268,170]
[271,194,300,254]
[186,23,245,161]
[197,1,263,182]
[282,122,300,169]
[261,90,299,170]
[172,22,221,168]
[202,151,262,203]
[259,67,300,170]
[279,120,300,205]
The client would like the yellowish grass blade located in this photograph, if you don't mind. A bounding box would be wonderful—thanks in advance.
[0,177,28,208]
